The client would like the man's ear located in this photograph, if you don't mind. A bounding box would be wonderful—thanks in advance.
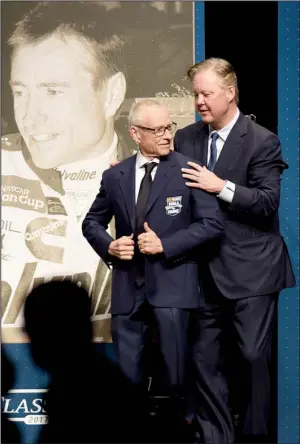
[227,85,235,103]
[104,72,126,118]
[129,126,140,146]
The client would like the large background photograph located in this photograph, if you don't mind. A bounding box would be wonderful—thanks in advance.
[1,0,195,345]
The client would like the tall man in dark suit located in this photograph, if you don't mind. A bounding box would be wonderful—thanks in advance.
[82,99,224,408]
[174,58,296,443]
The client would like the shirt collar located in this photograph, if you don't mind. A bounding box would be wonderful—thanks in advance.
[21,132,119,195]
[57,132,118,172]
[209,108,240,142]
[136,150,160,170]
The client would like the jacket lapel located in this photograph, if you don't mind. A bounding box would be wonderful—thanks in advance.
[145,154,177,216]
[194,122,209,166]
[213,113,248,178]
[118,155,136,232]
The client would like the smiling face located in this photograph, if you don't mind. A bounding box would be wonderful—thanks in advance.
[10,35,111,169]
[192,69,237,130]
[129,105,172,159]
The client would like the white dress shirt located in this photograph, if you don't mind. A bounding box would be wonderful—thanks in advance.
[135,150,160,203]
[208,108,240,203]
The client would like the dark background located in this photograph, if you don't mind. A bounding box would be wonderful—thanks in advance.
[205,1,278,135]
[205,2,278,442]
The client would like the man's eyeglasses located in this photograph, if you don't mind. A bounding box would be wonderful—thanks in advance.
[135,122,177,137]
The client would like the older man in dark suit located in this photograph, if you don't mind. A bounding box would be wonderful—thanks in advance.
[174,57,295,444]
[82,99,224,415]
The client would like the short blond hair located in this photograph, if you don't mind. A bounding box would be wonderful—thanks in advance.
[187,58,239,105]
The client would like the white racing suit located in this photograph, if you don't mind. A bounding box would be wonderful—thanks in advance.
[1,133,133,343]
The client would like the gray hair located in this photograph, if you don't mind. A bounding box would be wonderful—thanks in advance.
[128,98,166,127]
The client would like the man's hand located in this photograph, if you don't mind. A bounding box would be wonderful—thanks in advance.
[138,223,163,255]
[182,162,226,193]
[110,160,120,168]
[108,234,134,260]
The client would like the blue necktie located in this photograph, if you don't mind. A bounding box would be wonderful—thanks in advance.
[208,132,219,171]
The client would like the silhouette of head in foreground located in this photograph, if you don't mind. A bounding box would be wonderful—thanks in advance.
[24,280,93,373]
[24,280,139,443]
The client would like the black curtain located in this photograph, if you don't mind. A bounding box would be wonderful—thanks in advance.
[205,1,278,134]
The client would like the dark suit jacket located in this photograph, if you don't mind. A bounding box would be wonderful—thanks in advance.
[174,112,296,299]
[82,151,224,314]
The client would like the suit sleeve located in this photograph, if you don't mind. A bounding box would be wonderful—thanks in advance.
[229,134,286,216]
[82,175,115,266]
[161,189,224,260]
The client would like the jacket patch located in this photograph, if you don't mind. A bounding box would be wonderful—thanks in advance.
[165,196,182,216]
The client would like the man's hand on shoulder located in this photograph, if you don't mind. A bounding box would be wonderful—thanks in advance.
[110,160,120,168]
[108,234,134,260]
[182,162,226,193]
[138,223,163,255]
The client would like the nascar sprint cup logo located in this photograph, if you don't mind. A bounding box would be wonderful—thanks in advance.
[1,176,46,213]
[2,390,48,425]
